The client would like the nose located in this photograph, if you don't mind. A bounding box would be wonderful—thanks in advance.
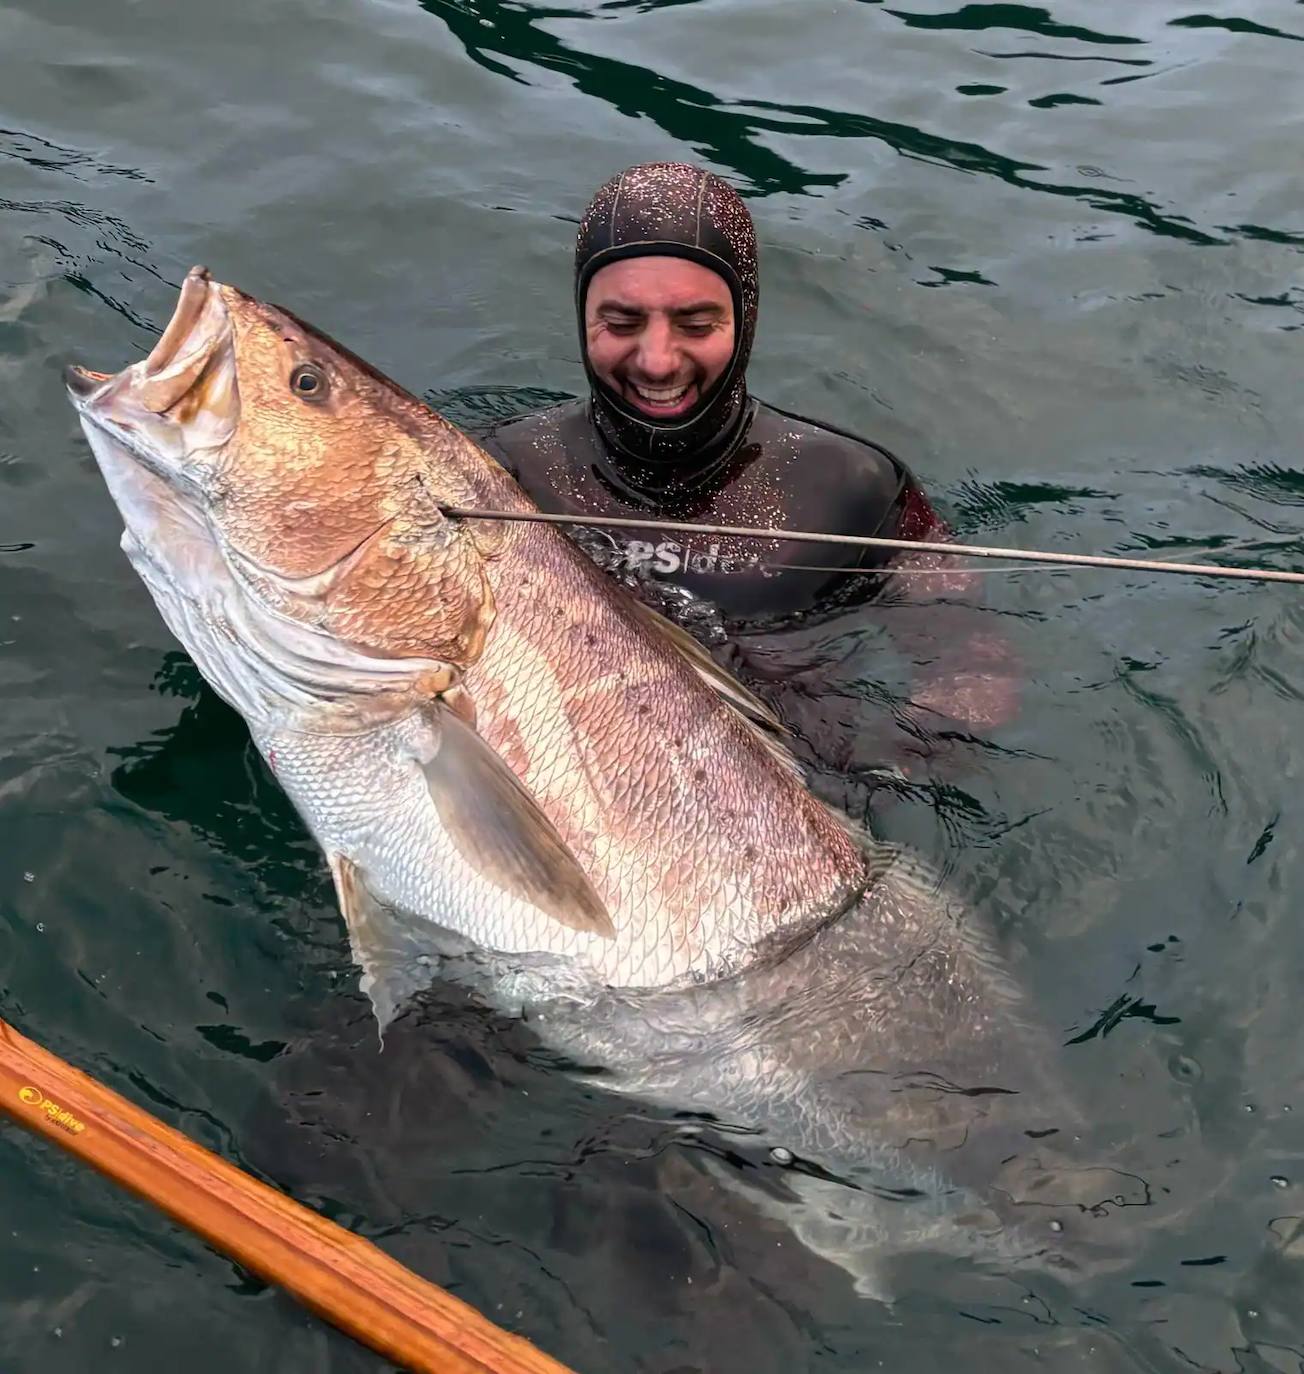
[634,317,678,380]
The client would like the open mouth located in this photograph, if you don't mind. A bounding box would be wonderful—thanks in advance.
[64,265,239,467]
[622,378,699,419]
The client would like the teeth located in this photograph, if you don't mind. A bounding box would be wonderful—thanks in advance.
[632,384,690,405]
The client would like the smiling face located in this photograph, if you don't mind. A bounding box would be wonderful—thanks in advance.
[583,257,736,422]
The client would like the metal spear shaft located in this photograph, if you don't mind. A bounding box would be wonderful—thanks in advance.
[441,507,1304,587]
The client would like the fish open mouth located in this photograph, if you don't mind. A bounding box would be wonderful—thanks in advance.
[65,264,240,476]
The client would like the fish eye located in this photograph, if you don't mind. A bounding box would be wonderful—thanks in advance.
[289,363,328,400]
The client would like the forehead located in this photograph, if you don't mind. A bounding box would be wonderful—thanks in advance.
[586,257,732,311]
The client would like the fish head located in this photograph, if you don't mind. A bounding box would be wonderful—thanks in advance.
[67,266,498,720]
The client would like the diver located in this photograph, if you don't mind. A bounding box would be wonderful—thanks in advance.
[480,161,1018,775]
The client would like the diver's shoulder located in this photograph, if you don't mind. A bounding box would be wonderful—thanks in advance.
[477,397,587,474]
[750,399,910,481]
[481,396,585,439]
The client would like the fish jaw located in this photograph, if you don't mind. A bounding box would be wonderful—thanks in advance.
[72,264,499,672]
[66,265,239,494]
[66,268,272,715]
[65,265,251,670]
[64,267,449,725]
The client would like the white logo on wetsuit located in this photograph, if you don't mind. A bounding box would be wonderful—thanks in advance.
[578,529,768,578]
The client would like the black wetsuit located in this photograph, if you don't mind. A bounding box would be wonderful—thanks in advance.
[480,395,940,634]
[480,161,943,636]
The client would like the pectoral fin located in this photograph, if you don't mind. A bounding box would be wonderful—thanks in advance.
[418,702,615,939]
[328,853,443,1036]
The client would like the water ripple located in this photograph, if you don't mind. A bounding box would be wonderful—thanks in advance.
[0,127,154,184]
[422,0,1241,245]
[881,4,1146,46]
[1169,13,1303,42]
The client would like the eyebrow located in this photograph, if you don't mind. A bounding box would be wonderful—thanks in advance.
[596,300,727,318]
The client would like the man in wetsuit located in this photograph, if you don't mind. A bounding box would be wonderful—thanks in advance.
[482,161,1017,773]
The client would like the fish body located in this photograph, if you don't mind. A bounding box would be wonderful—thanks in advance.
[67,268,1089,1290]
[68,268,865,1015]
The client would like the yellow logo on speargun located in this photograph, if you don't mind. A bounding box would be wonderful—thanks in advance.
[16,1085,87,1135]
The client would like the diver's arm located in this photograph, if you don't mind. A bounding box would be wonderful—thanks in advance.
[873,485,1022,742]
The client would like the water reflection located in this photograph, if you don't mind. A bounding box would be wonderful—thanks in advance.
[979,51,1149,64]
[0,124,171,344]
[597,0,703,12]
[1227,223,1304,247]
[419,0,1277,246]
[0,126,155,185]
[1186,461,1304,511]
[1169,13,1303,43]
[427,381,573,430]
[107,654,328,911]
[422,0,847,194]
[880,4,1146,46]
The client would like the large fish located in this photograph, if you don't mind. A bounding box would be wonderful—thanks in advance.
[65,267,1108,1294]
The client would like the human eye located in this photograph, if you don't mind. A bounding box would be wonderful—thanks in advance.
[676,313,723,337]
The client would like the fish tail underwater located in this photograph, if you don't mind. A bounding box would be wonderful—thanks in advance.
[526,839,1212,1301]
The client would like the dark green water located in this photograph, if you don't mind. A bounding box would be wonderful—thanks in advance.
[3,0,1303,1368]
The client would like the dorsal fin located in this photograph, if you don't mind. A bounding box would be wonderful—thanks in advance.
[622,595,805,781]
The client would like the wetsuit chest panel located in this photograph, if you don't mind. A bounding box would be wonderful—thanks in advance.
[481,399,912,624]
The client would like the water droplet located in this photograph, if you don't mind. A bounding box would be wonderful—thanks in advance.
[110,1336,123,1349]
[1272,1176,1290,1189]
[53,1327,62,1338]
[1285,1104,1293,1114]
[1049,1220,1064,1233]
[770,1146,793,1166]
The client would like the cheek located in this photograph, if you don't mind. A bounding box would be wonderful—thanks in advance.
[694,331,737,384]
[585,329,629,383]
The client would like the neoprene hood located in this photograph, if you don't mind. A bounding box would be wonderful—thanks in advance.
[575,162,759,466]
